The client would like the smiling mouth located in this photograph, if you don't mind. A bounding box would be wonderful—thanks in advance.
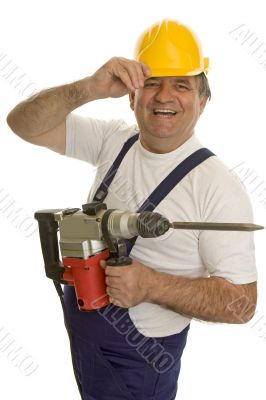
[153,109,177,116]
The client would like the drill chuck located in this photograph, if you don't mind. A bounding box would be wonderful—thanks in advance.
[107,210,170,238]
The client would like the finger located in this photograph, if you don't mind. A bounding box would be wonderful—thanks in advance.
[119,58,142,86]
[130,62,147,89]
[128,61,150,89]
[100,260,106,269]
[106,287,121,297]
[115,59,145,91]
[109,297,120,306]
[140,62,151,84]
[141,61,151,75]
[115,64,139,92]
[105,276,120,288]
[105,265,122,277]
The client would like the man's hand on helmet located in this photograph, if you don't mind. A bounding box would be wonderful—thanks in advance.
[90,57,151,99]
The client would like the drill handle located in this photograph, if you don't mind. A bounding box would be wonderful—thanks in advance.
[34,210,66,283]
[106,239,133,267]
[106,256,132,267]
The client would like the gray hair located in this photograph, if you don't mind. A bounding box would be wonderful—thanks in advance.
[196,72,211,100]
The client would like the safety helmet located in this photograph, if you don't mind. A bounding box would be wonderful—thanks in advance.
[134,19,209,76]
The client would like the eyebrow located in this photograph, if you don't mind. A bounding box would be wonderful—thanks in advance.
[145,77,193,86]
[172,78,193,86]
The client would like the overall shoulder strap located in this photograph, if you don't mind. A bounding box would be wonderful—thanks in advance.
[126,147,215,255]
[93,133,139,202]
[138,147,215,212]
[93,134,215,255]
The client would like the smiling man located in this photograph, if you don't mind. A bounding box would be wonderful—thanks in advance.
[7,19,257,400]
[130,75,208,153]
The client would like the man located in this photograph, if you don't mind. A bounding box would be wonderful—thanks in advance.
[7,19,257,400]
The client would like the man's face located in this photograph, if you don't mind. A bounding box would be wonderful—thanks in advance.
[129,76,208,153]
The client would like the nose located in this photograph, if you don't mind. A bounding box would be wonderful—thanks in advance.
[154,81,175,103]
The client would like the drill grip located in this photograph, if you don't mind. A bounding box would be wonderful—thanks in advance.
[106,256,132,267]
[34,210,66,283]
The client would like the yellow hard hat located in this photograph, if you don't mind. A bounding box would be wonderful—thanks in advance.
[134,19,209,76]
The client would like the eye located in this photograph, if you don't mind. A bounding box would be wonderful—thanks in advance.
[144,80,160,88]
[175,83,190,91]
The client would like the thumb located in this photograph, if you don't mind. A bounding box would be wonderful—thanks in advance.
[100,260,107,269]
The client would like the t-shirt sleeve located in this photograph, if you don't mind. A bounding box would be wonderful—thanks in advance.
[65,113,130,166]
[198,162,258,284]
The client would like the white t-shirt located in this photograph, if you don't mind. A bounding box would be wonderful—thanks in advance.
[65,113,257,337]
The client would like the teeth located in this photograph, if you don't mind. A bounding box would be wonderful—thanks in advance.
[153,109,176,115]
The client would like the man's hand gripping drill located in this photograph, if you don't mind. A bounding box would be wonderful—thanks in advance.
[35,202,263,311]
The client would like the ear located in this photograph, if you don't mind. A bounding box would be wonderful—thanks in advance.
[199,95,209,115]
[129,91,135,111]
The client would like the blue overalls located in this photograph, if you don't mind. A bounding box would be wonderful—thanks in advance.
[64,134,214,400]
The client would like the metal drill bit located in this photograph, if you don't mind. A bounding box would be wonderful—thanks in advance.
[170,222,264,231]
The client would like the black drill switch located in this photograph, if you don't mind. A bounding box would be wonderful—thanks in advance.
[82,202,107,216]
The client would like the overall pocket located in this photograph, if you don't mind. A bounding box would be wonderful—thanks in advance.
[142,325,190,400]
[72,333,135,400]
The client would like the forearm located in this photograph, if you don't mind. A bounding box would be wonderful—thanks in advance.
[7,76,96,138]
[147,271,257,323]
[7,57,150,141]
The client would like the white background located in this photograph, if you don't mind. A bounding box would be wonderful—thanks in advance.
[1,0,266,399]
